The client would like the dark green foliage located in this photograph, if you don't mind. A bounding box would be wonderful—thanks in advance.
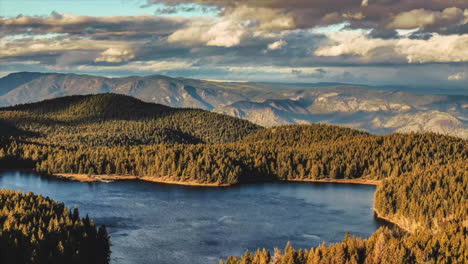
[0,190,110,264]
[0,103,466,185]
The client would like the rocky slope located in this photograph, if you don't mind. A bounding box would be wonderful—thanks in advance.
[1,72,467,138]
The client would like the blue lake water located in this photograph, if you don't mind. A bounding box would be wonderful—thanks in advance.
[0,171,382,264]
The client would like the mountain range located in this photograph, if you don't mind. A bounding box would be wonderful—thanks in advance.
[1,72,467,139]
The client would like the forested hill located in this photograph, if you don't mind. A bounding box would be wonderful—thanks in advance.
[0,94,260,145]
[2,93,171,120]
[0,109,465,185]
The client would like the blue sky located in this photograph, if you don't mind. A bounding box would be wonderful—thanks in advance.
[0,0,467,89]
[0,0,215,17]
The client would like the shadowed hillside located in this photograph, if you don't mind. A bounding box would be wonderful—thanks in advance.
[0,94,261,145]
[3,93,171,120]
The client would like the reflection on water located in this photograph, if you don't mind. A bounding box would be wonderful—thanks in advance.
[0,171,381,264]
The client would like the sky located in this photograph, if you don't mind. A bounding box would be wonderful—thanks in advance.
[1,0,467,90]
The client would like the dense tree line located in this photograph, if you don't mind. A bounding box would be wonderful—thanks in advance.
[220,162,468,264]
[0,190,110,264]
[375,161,467,232]
[241,124,370,147]
[1,126,464,185]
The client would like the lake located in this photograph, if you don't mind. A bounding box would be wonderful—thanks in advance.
[0,171,382,264]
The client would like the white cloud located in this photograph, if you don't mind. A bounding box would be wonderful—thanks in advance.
[448,72,467,81]
[95,47,135,63]
[167,18,246,47]
[267,40,287,50]
[315,31,468,63]
[227,5,295,31]
[314,31,392,59]
[0,38,133,58]
[167,5,295,47]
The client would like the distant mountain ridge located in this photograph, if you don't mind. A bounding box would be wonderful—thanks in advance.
[1,72,467,139]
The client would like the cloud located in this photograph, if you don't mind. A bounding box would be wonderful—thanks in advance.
[154,4,219,15]
[291,68,327,78]
[448,72,467,80]
[167,5,295,47]
[0,37,132,58]
[77,60,193,72]
[342,12,365,20]
[0,13,186,39]
[95,47,136,63]
[226,66,322,74]
[146,0,468,32]
[267,39,287,50]
[315,31,468,63]
[1,6,468,89]
[167,18,247,47]
[388,7,468,30]
[368,28,400,39]
[0,12,190,65]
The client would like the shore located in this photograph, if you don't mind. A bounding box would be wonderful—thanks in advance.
[374,207,412,233]
[52,173,231,187]
[288,178,381,185]
[53,173,381,186]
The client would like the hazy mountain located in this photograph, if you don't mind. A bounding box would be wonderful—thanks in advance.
[1,72,467,139]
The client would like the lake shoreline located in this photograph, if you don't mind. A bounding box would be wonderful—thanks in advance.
[10,170,398,231]
[9,170,403,240]
[52,173,400,231]
[52,173,232,187]
[52,173,382,186]
[287,178,381,186]
[373,207,412,233]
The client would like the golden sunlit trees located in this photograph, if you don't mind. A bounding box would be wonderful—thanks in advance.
[0,190,110,264]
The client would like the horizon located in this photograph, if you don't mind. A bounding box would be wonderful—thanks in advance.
[1,0,467,92]
[3,70,468,96]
